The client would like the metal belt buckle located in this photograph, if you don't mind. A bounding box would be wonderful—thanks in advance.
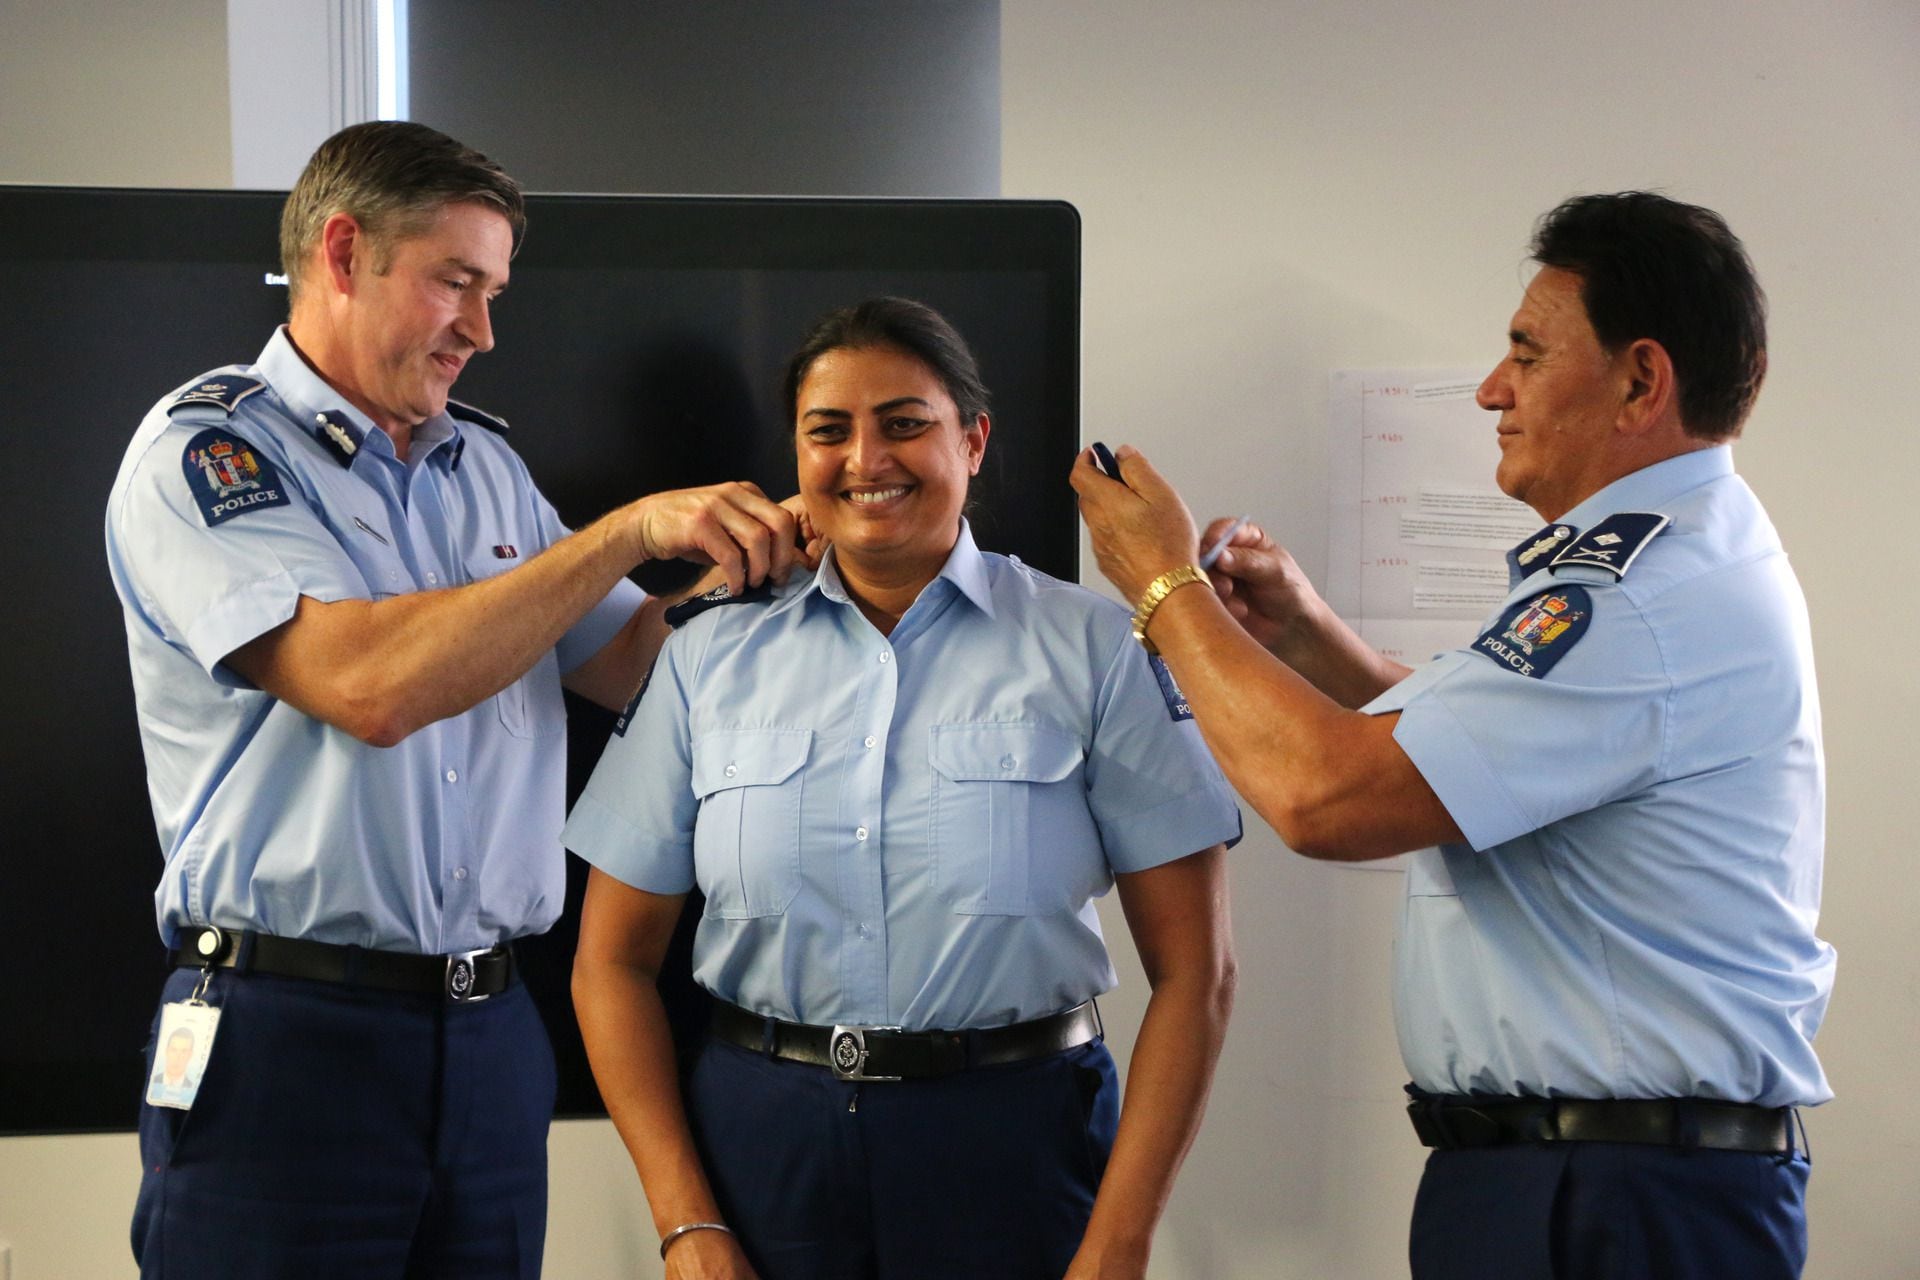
[445,948,494,1003]
[827,1025,902,1081]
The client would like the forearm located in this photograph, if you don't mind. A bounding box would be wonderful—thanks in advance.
[572,954,728,1237]
[1147,586,1455,858]
[1073,967,1236,1273]
[235,506,649,743]
[1263,588,1412,709]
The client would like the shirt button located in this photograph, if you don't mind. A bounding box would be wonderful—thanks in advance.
[426,572,439,584]
[445,769,458,783]
[854,826,869,842]
[863,736,877,749]
[857,923,872,940]
[1000,754,1017,770]
[724,763,738,778]
[453,867,468,881]
[878,652,891,664]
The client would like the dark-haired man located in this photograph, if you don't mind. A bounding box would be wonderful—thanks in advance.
[1073,192,1833,1278]
[106,121,798,1277]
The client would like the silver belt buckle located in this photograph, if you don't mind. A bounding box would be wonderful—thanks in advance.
[827,1025,902,1081]
[445,948,494,1003]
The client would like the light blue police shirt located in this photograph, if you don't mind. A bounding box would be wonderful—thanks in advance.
[105,328,645,954]
[562,521,1242,1029]
[1366,446,1833,1108]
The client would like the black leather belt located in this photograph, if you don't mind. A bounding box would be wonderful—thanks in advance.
[712,1000,1102,1082]
[169,926,515,1004]
[1407,1092,1794,1154]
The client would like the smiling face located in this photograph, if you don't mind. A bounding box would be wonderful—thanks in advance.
[333,200,511,433]
[1477,266,1629,522]
[794,344,989,581]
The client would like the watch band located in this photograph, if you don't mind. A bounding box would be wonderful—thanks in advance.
[1131,564,1209,655]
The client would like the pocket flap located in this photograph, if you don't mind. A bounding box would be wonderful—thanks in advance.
[930,723,1083,783]
[692,728,813,796]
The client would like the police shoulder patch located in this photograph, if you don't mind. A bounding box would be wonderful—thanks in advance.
[663,581,772,628]
[1148,654,1195,721]
[180,428,291,527]
[168,375,266,417]
[447,399,510,433]
[1548,511,1670,580]
[1471,585,1593,679]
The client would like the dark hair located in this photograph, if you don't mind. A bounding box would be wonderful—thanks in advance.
[280,121,525,304]
[782,297,991,426]
[1530,192,1766,441]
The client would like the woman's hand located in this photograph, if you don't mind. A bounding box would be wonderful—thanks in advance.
[662,1225,760,1280]
[1063,848,1234,1280]
[1061,1238,1151,1280]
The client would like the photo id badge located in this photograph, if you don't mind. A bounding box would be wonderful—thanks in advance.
[146,999,221,1111]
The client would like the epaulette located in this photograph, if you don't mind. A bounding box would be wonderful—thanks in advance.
[167,374,266,418]
[663,581,773,627]
[1549,511,1670,580]
[447,399,510,433]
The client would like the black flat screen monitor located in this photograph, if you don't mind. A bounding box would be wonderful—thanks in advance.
[0,186,1080,1133]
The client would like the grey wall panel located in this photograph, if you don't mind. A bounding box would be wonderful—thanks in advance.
[408,0,999,197]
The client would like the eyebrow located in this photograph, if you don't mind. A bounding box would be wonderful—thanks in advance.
[1509,328,1544,351]
[802,396,934,420]
[442,256,508,291]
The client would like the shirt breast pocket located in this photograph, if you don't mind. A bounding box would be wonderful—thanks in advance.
[464,552,566,739]
[691,728,811,920]
[930,722,1087,916]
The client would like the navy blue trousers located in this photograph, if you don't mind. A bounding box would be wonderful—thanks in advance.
[685,1036,1120,1280]
[132,964,556,1279]
[1410,1140,1811,1280]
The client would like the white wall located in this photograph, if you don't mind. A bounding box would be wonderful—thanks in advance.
[1001,1,1920,1277]
[0,0,230,187]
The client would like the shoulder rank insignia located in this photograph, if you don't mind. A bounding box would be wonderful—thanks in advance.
[181,428,291,527]
[1148,654,1195,722]
[1472,586,1592,679]
[1549,512,1670,579]
[1512,523,1576,569]
[167,375,265,417]
[611,668,651,737]
[662,580,772,628]
[312,409,365,466]
[447,399,510,433]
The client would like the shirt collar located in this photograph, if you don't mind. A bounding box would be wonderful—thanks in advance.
[1505,447,1731,583]
[779,518,997,620]
[256,327,465,470]
[1558,445,1734,532]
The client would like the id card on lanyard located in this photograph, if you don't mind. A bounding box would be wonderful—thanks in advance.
[146,968,221,1111]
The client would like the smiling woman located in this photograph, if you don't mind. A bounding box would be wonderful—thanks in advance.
[788,300,992,630]
[564,298,1247,1280]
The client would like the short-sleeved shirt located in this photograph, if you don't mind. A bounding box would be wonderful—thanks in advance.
[1366,447,1833,1107]
[562,522,1242,1029]
[106,327,646,954]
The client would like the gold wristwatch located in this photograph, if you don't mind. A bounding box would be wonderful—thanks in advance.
[1130,564,1209,655]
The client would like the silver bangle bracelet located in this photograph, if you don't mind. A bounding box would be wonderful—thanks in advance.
[659,1221,735,1259]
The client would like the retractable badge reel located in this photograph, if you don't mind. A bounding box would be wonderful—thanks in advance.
[147,932,226,1111]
